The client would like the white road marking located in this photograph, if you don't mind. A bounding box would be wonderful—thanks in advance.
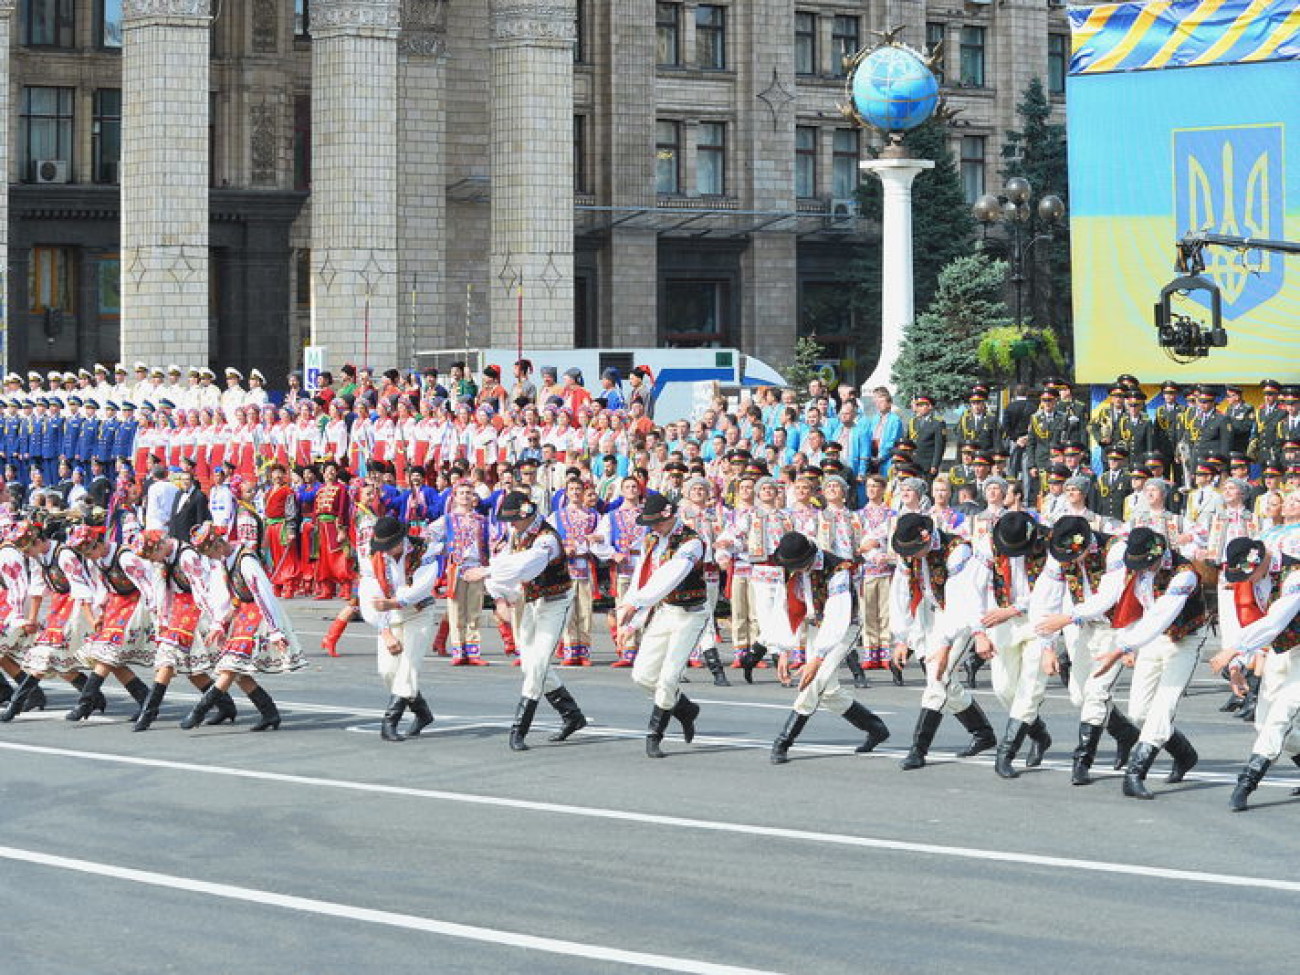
[0,845,779,975]
[2,741,1298,894]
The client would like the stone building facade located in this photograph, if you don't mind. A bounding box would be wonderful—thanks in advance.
[1,0,1069,380]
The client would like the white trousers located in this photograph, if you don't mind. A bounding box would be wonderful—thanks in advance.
[791,622,862,717]
[518,595,573,701]
[377,613,434,699]
[1128,634,1200,747]
[989,620,1047,723]
[1251,648,1300,760]
[633,604,711,710]
[918,630,975,713]
[1061,623,1125,725]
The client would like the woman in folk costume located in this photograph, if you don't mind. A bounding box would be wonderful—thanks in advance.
[593,475,649,669]
[370,398,396,473]
[815,474,870,689]
[390,398,414,485]
[250,403,276,471]
[313,460,354,601]
[550,478,601,666]
[231,476,265,554]
[66,525,162,723]
[131,410,156,482]
[469,404,501,477]
[205,408,228,482]
[359,515,439,741]
[427,480,491,664]
[1,523,107,721]
[132,527,232,731]
[261,462,298,596]
[347,401,375,474]
[291,401,317,470]
[295,464,322,598]
[678,475,731,686]
[192,408,213,488]
[231,405,257,481]
[408,398,434,473]
[179,522,305,731]
[322,397,350,465]
[760,532,891,764]
[321,480,381,657]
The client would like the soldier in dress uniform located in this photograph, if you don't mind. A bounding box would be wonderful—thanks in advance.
[1088,384,1126,460]
[907,394,946,480]
[76,399,100,478]
[1223,384,1256,461]
[1255,379,1284,469]
[955,385,999,455]
[1027,387,1067,495]
[1152,380,1186,472]
[1055,379,1091,452]
[947,442,978,493]
[1115,388,1154,463]
[1184,385,1230,471]
[1094,446,1132,523]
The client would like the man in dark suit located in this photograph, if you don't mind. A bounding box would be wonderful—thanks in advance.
[907,393,946,479]
[1001,383,1035,482]
[169,468,211,541]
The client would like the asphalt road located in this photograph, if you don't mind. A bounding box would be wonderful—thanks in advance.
[2,600,1299,975]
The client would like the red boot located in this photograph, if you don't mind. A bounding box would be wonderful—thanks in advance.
[499,621,517,657]
[321,615,349,657]
[432,618,450,657]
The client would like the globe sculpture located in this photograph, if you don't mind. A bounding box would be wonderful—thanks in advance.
[850,45,939,134]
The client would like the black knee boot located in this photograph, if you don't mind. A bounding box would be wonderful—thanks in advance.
[245,687,281,732]
[407,693,435,737]
[962,653,984,689]
[0,672,11,706]
[994,720,1030,779]
[545,687,587,741]
[1238,674,1262,723]
[1229,754,1272,812]
[900,708,943,770]
[1071,722,1104,786]
[703,648,731,687]
[1025,718,1052,768]
[771,711,810,765]
[380,696,407,742]
[180,686,222,729]
[122,677,150,722]
[203,689,239,726]
[844,648,868,689]
[671,694,700,743]
[1163,729,1198,783]
[741,643,768,684]
[843,701,889,753]
[0,674,41,722]
[953,701,997,757]
[509,697,539,751]
[1107,707,1141,770]
[1122,741,1160,799]
[67,673,107,722]
[68,673,98,715]
[646,706,671,758]
[133,682,169,732]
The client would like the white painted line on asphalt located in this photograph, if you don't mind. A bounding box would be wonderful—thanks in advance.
[0,845,780,975]
[3,741,1298,894]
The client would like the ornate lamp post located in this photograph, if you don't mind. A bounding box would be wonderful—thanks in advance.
[972,178,1066,332]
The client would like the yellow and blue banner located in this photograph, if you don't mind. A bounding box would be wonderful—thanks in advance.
[1068,0,1300,381]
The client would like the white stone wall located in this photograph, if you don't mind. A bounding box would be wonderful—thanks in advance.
[488,0,576,350]
[119,1,212,364]
[310,0,401,369]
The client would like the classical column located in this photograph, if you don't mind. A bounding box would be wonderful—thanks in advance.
[0,0,14,375]
[859,150,934,392]
[310,0,401,369]
[120,0,212,365]
[489,0,576,350]
[397,0,447,364]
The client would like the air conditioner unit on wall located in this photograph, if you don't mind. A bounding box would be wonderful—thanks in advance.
[968,0,993,6]
[34,159,69,184]
[830,198,860,219]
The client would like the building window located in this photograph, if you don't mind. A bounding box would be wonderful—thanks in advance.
[696,5,726,70]
[832,128,860,199]
[795,126,817,199]
[574,0,586,63]
[926,22,946,85]
[663,280,730,347]
[29,246,77,313]
[295,250,312,310]
[795,12,817,76]
[656,3,680,66]
[960,135,986,205]
[831,16,860,78]
[293,93,311,190]
[574,115,588,194]
[959,26,986,88]
[20,86,74,182]
[295,0,309,38]
[1048,33,1068,95]
[656,120,681,194]
[92,89,122,185]
[96,0,122,49]
[697,122,726,196]
[23,0,75,48]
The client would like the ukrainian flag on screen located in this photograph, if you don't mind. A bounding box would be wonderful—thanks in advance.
[1068,0,1300,382]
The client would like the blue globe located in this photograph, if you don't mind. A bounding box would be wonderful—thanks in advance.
[851,46,939,133]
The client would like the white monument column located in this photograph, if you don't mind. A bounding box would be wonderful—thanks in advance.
[311,0,401,368]
[120,0,212,365]
[859,149,933,392]
[0,0,14,375]
[489,0,576,350]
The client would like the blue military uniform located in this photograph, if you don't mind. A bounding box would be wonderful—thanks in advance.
[43,401,65,483]
[76,402,100,477]
[115,404,139,479]
[96,404,120,480]
[0,403,19,475]
[61,396,83,475]
[29,400,49,483]
[16,402,34,484]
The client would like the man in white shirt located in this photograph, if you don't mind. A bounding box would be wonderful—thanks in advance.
[143,465,181,532]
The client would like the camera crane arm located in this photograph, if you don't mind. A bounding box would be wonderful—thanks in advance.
[1176,231,1300,274]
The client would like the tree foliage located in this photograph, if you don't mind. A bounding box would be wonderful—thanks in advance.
[893,254,1011,407]
[782,336,827,401]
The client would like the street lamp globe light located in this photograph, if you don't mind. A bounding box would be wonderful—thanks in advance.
[1038,194,1066,223]
[1004,176,1032,204]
